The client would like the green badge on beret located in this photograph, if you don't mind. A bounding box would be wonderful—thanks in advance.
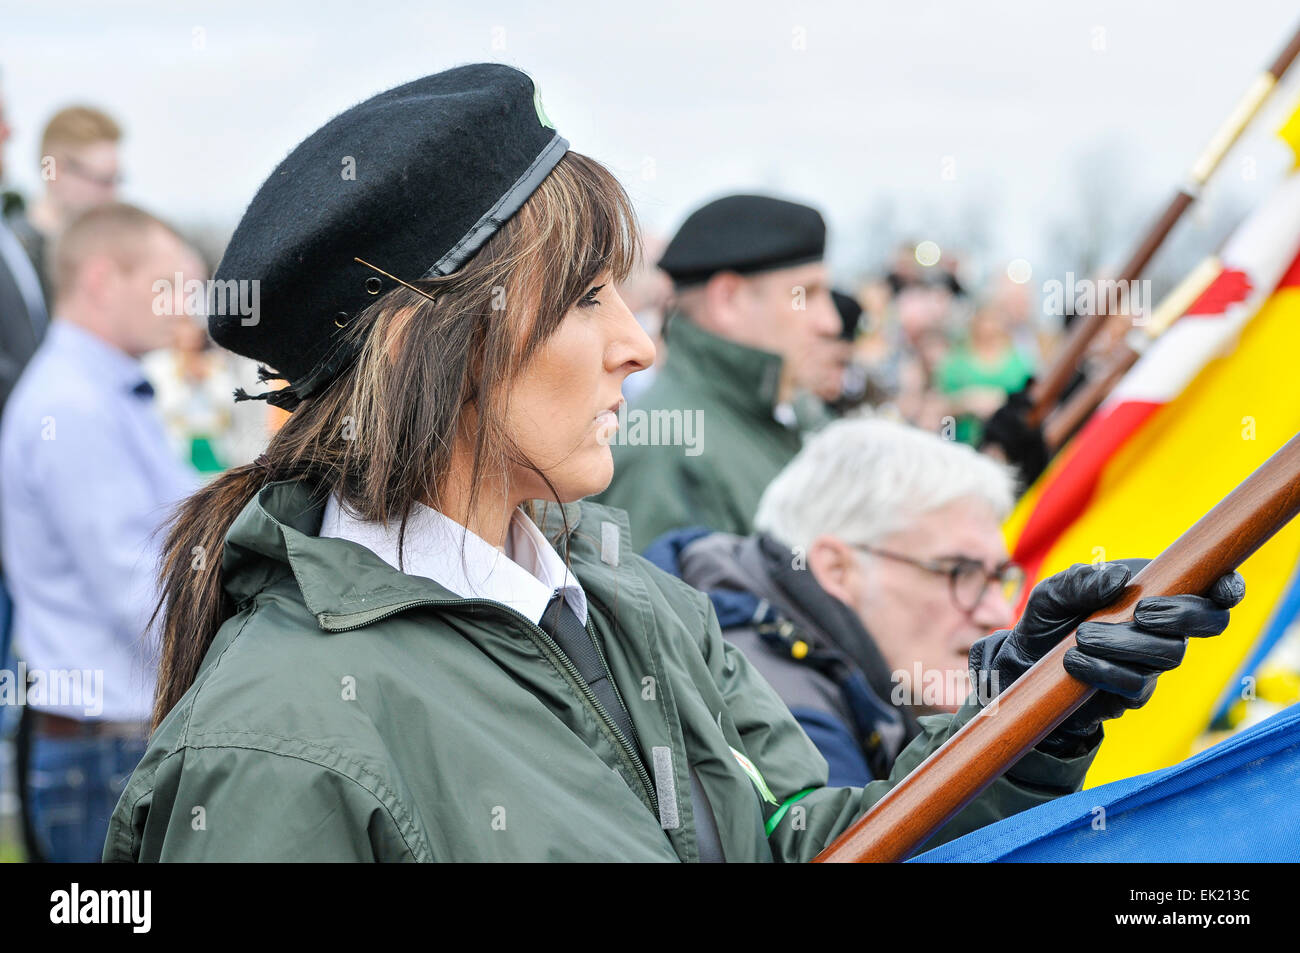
[533,83,554,129]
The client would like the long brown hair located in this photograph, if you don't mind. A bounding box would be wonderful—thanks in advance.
[150,151,640,729]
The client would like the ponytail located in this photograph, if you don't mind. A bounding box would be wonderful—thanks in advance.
[149,463,267,730]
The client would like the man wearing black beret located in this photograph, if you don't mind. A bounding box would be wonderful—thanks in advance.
[596,193,845,550]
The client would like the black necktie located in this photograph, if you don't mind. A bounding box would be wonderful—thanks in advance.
[541,593,642,758]
[542,592,727,861]
[130,379,155,399]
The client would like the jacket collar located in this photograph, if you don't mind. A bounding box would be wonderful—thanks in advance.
[661,312,786,421]
[320,490,588,625]
[222,478,605,631]
[678,530,899,705]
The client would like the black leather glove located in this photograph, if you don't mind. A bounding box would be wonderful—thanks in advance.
[968,559,1245,758]
[980,382,1049,487]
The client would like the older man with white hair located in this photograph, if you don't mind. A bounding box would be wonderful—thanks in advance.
[644,417,1243,787]
[756,416,1022,711]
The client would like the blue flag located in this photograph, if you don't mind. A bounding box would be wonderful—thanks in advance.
[910,702,1300,862]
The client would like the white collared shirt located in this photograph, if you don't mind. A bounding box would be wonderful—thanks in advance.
[320,493,587,626]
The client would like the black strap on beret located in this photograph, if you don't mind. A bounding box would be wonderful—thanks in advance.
[233,363,307,409]
[232,385,305,411]
[210,65,569,410]
[278,130,569,405]
[422,134,569,278]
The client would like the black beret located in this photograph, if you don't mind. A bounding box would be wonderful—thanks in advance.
[210,63,568,408]
[831,289,863,341]
[656,194,825,286]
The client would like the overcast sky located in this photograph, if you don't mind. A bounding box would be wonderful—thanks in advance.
[2,0,1298,287]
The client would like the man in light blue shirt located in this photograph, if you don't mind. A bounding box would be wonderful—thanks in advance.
[0,202,200,861]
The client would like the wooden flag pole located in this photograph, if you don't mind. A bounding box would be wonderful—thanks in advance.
[814,431,1300,863]
[1026,22,1300,426]
[1041,256,1223,451]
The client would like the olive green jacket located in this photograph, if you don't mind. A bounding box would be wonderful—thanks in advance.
[104,478,1096,862]
[596,315,804,551]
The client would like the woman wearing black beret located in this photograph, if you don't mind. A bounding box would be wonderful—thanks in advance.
[104,64,1243,861]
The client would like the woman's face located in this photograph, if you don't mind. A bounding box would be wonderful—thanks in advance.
[505,274,656,503]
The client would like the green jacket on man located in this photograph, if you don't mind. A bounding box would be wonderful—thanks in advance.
[596,314,805,551]
[104,477,1097,862]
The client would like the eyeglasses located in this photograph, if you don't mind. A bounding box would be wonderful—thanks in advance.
[853,544,1025,613]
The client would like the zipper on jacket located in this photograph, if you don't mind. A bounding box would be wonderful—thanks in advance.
[322,596,661,818]
[583,613,644,751]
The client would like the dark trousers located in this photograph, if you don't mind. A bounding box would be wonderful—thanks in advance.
[26,731,147,862]
[0,575,44,863]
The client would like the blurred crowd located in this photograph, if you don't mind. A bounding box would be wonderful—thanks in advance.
[1,96,1069,483]
[0,92,278,864]
[620,232,1060,450]
[0,97,274,476]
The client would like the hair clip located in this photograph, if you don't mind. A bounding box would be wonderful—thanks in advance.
[353,257,438,304]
